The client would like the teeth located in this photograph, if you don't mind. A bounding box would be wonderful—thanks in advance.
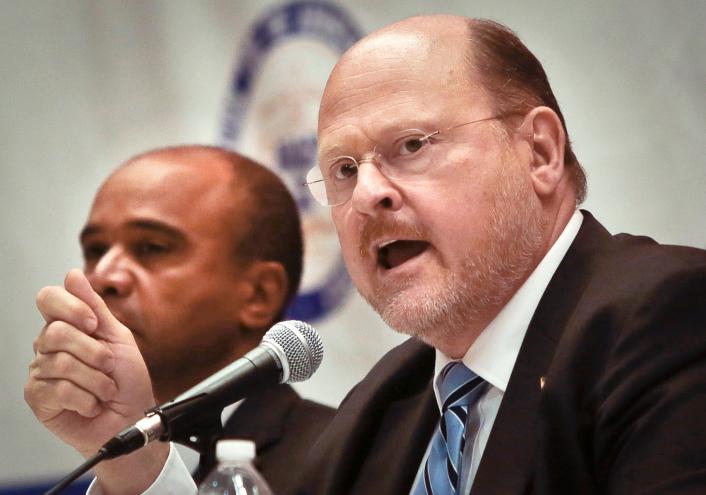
[378,240,397,249]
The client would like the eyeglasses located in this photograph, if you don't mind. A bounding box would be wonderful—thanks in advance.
[305,114,513,206]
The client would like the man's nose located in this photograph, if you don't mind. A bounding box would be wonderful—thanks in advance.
[85,247,134,298]
[349,157,403,215]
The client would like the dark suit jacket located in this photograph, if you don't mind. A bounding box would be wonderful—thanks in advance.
[196,384,335,494]
[300,212,706,494]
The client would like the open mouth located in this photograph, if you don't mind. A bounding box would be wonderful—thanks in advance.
[377,240,430,270]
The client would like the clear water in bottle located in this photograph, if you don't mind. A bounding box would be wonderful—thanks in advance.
[198,440,273,495]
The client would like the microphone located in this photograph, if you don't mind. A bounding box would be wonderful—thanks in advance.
[99,320,323,459]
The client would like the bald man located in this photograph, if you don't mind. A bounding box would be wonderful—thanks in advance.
[299,15,706,494]
[25,145,333,494]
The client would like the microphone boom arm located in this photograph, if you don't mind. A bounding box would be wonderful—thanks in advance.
[157,346,283,443]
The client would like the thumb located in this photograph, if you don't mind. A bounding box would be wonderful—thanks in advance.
[63,268,132,344]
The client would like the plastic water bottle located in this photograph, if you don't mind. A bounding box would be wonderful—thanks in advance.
[197,439,274,495]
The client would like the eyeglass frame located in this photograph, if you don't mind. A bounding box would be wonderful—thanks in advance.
[305,113,521,207]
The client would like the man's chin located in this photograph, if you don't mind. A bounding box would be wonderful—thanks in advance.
[360,270,485,349]
[361,285,447,337]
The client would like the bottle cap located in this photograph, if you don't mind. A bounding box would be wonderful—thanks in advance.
[215,439,256,461]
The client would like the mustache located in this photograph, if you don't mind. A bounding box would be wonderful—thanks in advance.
[358,218,427,258]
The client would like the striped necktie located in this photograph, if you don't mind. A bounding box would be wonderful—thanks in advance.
[412,361,486,495]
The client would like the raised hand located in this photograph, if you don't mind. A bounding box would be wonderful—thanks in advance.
[26,269,156,458]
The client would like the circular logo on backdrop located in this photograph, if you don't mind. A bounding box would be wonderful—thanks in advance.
[219,1,363,321]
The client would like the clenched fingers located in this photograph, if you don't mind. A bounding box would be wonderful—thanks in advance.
[36,285,97,333]
[24,377,103,420]
[29,350,117,402]
[35,320,115,373]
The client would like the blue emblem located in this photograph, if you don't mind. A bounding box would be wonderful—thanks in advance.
[219,1,363,321]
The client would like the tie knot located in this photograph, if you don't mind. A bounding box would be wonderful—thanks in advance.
[437,362,485,411]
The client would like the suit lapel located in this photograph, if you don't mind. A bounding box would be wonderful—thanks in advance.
[304,339,438,495]
[351,381,437,494]
[472,212,611,494]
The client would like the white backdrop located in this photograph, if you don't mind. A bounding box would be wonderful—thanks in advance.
[1,0,704,487]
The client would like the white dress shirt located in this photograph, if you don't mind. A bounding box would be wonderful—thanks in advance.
[412,209,583,493]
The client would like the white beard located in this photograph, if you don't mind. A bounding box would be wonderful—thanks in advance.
[361,161,545,349]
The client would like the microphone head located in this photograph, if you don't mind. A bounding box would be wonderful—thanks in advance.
[262,320,323,383]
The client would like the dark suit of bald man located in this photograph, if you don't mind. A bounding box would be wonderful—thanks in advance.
[299,211,706,494]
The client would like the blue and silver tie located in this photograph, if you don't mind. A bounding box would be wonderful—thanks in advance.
[412,362,486,495]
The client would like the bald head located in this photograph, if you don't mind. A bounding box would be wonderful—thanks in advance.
[320,15,586,203]
[328,14,468,74]
[320,16,471,130]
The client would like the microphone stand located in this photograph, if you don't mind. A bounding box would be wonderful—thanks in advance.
[157,401,224,481]
[44,396,226,495]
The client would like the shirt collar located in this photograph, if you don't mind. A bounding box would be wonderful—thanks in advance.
[434,210,583,403]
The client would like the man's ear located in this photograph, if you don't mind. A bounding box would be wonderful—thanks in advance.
[238,261,289,331]
[520,106,567,199]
